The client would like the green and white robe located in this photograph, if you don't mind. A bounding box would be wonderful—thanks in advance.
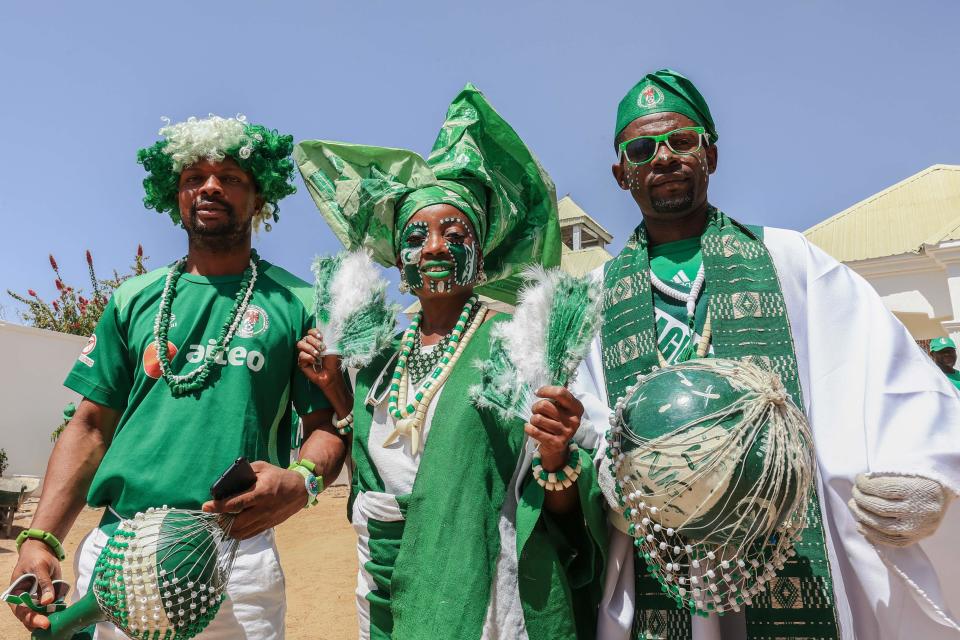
[346,315,607,640]
[584,218,960,640]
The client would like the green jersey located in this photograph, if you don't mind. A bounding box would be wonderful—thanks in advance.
[64,260,329,517]
[649,237,710,364]
[945,369,960,390]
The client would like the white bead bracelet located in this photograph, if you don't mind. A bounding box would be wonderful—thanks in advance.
[532,442,582,491]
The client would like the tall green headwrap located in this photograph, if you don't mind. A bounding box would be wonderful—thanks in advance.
[614,69,718,143]
[294,84,561,304]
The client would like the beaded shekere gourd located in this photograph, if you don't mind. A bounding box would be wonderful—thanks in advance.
[32,507,239,640]
[605,358,815,617]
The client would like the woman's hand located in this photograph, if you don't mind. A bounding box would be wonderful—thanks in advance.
[297,329,344,390]
[297,329,354,420]
[526,386,584,472]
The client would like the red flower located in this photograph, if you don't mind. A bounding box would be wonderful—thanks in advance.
[78,296,87,304]
[49,254,58,270]
[52,301,60,311]
[86,250,93,267]
[28,289,37,297]
[137,244,144,257]
[55,279,64,291]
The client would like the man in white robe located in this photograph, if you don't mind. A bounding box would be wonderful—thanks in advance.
[583,68,960,640]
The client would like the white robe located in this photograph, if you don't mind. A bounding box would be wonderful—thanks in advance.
[581,227,960,640]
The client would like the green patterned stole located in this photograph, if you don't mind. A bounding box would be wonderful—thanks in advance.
[601,208,840,640]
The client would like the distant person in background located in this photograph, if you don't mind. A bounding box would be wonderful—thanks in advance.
[930,337,960,390]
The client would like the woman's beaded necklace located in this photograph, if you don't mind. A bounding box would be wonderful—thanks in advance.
[407,331,453,385]
[154,250,259,397]
[649,262,711,364]
[383,294,485,453]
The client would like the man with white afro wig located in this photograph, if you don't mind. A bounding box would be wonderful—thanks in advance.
[9,114,347,639]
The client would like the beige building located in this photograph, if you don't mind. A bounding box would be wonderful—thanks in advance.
[558,196,614,276]
[804,165,960,344]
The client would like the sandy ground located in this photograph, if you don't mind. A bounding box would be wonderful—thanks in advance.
[0,487,358,639]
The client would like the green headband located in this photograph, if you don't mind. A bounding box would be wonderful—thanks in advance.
[396,182,486,251]
[295,84,560,304]
[615,69,718,144]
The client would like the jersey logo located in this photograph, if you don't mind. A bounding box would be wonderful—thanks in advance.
[672,272,691,285]
[237,305,269,338]
[78,335,97,367]
[143,341,178,379]
[637,85,665,109]
[185,341,265,373]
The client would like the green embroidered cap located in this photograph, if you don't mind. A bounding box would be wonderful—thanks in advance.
[614,69,718,143]
[930,336,957,352]
[294,84,561,304]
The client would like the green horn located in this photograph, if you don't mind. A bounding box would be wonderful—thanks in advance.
[31,589,104,640]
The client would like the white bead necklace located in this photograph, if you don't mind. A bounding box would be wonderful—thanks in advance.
[648,262,706,320]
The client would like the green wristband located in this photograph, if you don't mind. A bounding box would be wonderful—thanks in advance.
[288,461,322,508]
[292,458,317,474]
[16,528,66,561]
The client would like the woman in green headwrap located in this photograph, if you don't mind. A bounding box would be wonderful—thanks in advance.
[294,85,606,640]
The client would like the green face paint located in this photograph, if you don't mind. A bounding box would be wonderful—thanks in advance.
[400,222,428,291]
[450,239,478,286]
[422,260,453,280]
[399,217,479,294]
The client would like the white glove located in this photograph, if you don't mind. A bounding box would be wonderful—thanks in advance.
[848,473,953,548]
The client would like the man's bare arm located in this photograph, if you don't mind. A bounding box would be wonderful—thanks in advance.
[202,408,348,540]
[28,399,118,539]
[298,408,348,488]
[9,398,119,631]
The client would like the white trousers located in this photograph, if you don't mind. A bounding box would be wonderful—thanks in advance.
[74,525,286,639]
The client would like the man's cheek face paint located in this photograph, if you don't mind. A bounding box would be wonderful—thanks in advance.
[623,163,646,192]
[450,240,478,286]
[401,246,424,290]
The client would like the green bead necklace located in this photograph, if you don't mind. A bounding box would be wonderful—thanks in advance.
[382,295,484,452]
[153,250,259,397]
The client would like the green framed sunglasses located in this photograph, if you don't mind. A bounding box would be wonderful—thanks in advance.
[618,126,708,165]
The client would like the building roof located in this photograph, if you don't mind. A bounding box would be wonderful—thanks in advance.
[804,165,960,262]
[560,245,613,276]
[559,196,613,244]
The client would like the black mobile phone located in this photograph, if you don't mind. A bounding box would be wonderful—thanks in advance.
[210,457,257,500]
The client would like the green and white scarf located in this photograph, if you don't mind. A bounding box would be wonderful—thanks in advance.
[601,207,841,640]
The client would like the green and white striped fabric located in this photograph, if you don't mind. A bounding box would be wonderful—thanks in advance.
[347,317,607,639]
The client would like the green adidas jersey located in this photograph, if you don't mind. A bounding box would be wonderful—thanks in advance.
[64,259,329,516]
[649,237,710,364]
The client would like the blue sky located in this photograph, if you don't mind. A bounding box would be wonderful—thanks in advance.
[2,0,958,317]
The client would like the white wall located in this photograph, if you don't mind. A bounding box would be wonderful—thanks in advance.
[0,322,85,477]
[848,253,953,340]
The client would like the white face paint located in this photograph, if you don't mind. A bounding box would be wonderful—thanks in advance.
[401,246,423,266]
